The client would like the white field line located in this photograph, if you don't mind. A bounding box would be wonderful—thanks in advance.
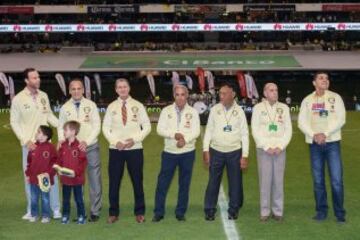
[218,185,241,240]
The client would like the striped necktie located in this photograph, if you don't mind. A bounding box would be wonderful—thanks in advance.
[122,101,127,125]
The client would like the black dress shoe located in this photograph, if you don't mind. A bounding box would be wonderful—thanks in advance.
[152,215,164,222]
[88,215,100,222]
[228,214,238,220]
[205,214,215,221]
[176,215,186,221]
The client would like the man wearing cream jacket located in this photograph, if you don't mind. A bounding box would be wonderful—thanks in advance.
[203,83,249,221]
[10,68,61,220]
[251,83,292,222]
[103,78,151,224]
[58,79,102,222]
[298,72,346,223]
[152,84,200,222]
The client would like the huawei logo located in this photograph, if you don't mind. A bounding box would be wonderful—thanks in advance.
[204,24,212,31]
[45,24,53,32]
[273,23,282,30]
[235,23,244,31]
[172,24,180,31]
[108,24,117,31]
[77,24,85,31]
[305,23,314,30]
[140,24,148,31]
[337,23,346,30]
[13,25,21,32]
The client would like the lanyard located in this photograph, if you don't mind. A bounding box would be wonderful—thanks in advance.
[264,101,278,124]
[223,105,234,126]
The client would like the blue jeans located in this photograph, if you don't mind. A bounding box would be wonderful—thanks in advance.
[23,147,60,214]
[309,141,346,219]
[62,185,85,218]
[154,150,195,217]
[30,184,51,218]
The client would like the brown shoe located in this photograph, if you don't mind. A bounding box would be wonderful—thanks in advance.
[136,215,145,223]
[107,216,119,224]
[272,215,283,222]
[260,216,270,222]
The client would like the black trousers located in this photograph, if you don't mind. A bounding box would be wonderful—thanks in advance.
[204,148,243,216]
[108,148,145,216]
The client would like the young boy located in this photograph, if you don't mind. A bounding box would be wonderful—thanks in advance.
[25,125,57,223]
[56,121,87,224]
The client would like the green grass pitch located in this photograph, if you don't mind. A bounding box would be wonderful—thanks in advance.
[0,112,359,240]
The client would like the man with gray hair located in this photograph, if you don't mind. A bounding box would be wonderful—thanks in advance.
[152,84,200,222]
[251,83,292,222]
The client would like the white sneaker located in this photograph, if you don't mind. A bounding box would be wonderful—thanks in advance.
[41,217,50,223]
[22,212,31,220]
[28,216,38,222]
[53,210,62,219]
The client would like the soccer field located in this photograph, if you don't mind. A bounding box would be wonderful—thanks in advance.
[0,112,359,240]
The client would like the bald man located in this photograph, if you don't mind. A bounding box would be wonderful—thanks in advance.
[58,79,102,222]
[251,83,292,222]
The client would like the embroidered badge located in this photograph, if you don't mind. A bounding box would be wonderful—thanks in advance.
[84,107,91,114]
[41,98,47,111]
[42,151,50,158]
[185,113,193,120]
[328,97,335,104]
[72,150,78,157]
[131,106,139,114]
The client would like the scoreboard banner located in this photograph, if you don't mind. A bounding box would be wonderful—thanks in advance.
[0,23,360,33]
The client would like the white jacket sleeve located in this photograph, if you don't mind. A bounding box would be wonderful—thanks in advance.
[85,103,101,145]
[10,98,25,145]
[251,105,268,150]
[298,98,315,139]
[132,104,151,143]
[102,105,119,146]
[203,108,215,152]
[157,108,176,139]
[239,109,250,158]
[278,106,292,150]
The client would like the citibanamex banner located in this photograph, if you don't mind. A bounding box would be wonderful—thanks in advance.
[0,23,359,33]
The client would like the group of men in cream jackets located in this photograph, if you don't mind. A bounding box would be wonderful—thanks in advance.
[10,68,346,224]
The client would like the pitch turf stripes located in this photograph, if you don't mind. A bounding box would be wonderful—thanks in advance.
[218,185,241,240]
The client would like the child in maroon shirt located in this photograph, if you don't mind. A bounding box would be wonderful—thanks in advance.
[25,125,57,223]
[56,121,87,224]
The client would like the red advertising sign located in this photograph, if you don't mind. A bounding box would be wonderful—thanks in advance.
[322,4,360,12]
[0,6,34,14]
